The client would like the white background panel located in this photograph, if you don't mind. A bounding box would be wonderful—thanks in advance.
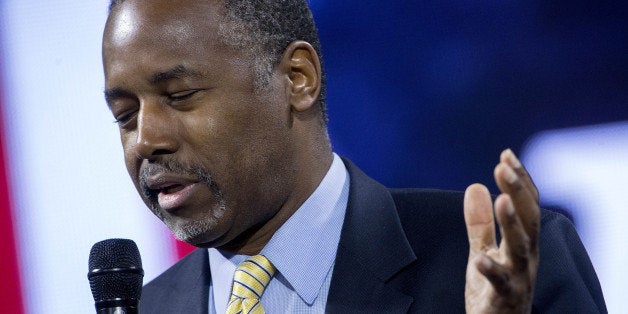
[1,1,177,313]
[522,122,628,314]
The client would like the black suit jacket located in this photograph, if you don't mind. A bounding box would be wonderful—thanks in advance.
[140,159,607,313]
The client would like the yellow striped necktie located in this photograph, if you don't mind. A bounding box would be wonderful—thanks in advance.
[225,255,276,314]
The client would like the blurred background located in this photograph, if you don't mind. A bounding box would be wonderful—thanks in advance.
[1,0,626,313]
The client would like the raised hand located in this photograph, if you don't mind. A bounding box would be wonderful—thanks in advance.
[463,149,540,313]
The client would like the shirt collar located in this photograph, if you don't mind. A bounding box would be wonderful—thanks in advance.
[261,153,349,304]
[210,153,349,305]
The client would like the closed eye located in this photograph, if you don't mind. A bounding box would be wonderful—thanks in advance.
[169,90,199,102]
[113,110,137,126]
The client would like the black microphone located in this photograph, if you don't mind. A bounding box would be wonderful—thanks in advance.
[88,239,144,314]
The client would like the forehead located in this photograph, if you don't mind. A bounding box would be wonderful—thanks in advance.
[103,0,235,79]
[106,0,223,44]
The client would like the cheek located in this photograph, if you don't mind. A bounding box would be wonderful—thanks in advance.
[183,107,243,157]
[121,134,140,177]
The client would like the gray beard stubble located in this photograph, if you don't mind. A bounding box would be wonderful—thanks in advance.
[138,159,227,243]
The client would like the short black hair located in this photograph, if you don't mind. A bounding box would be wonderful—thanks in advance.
[108,0,327,124]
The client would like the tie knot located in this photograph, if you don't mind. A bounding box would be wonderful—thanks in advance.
[226,255,276,314]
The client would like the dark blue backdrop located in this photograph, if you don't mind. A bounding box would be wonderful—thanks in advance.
[311,1,628,192]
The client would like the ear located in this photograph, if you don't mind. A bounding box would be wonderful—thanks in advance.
[279,41,321,112]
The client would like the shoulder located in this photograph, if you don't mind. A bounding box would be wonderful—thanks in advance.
[388,188,565,230]
[534,210,607,312]
[387,188,467,236]
[386,188,606,312]
[386,188,587,252]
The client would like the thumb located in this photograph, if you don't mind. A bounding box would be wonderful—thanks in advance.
[464,183,497,254]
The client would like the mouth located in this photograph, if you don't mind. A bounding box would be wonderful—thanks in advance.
[156,182,201,212]
[143,173,201,213]
[161,183,186,194]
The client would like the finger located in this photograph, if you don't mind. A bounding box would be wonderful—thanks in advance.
[464,183,496,254]
[493,151,540,245]
[475,254,513,297]
[500,149,538,203]
[494,194,532,272]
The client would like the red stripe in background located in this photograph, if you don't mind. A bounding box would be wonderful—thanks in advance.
[175,238,196,259]
[0,73,25,312]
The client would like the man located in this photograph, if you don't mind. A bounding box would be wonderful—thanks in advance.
[102,0,606,312]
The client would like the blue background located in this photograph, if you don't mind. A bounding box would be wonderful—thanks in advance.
[312,1,628,192]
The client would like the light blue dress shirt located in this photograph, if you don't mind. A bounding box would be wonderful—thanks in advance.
[207,153,350,313]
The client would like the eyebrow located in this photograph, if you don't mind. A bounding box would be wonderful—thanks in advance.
[149,65,205,85]
[104,87,135,107]
[104,65,206,107]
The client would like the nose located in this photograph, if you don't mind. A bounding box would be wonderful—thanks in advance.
[135,100,179,160]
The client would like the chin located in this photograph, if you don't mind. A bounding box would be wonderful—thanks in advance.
[161,203,231,248]
[172,231,214,248]
[167,219,221,248]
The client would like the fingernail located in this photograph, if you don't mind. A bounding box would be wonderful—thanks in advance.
[506,148,522,169]
[504,165,518,184]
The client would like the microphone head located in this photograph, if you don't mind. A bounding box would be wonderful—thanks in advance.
[88,238,143,309]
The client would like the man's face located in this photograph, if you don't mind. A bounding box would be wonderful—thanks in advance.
[102,0,297,247]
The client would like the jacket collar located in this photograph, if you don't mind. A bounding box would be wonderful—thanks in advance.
[326,158,416,313]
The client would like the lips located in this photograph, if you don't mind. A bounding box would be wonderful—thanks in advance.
[145,174,201,212]
[157,183,201,212]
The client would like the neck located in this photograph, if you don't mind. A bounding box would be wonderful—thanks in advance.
[219,138,333,255]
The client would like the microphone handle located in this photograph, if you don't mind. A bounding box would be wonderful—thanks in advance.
[97,306,138,314]
[95,299,139,314]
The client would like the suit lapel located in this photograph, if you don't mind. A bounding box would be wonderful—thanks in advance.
[146,248,211,314]
[326,159,416,313]
[175,249,211,313]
